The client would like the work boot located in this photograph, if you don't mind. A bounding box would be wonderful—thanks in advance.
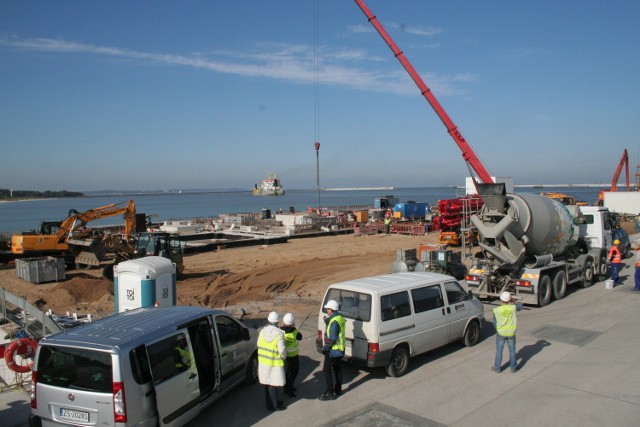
[319,392,335,401]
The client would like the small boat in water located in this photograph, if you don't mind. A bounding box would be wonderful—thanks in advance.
[253,173,285,196]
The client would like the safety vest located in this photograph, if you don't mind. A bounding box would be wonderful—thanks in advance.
[493,304,517,337]
[174,346,191,370]
[257,331,285,367]
[284,328,300,357]
[609,246,621,264]
[326,314,346,352]
[636,257,640,268]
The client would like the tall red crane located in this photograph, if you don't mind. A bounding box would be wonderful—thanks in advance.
[598,148,630,205]
[354,0,494,184]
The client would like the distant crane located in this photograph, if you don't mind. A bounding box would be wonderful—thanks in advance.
[598,149,630,205]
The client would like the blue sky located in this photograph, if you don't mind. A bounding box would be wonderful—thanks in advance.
[1,1,639,192]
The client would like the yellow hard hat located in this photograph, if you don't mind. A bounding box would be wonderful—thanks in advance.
[614,239,620,245]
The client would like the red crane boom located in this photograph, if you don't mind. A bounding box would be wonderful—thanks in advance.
[610,149,630,192]
[354,0,493,184]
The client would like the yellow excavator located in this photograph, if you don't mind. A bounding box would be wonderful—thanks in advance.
[11,200,138,257]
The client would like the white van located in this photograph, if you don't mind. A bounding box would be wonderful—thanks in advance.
[29,306,258,427]
[316,272,484,377]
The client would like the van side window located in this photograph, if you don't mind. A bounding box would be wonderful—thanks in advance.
[325,289,372,322]
[130,345,153,384]
[146,333,193,385]
[444,281,467,304]
[381,291,411,321]
[215,315,242,346]
[411,285,444,313]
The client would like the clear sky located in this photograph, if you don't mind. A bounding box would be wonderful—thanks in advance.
[1,0,639,192]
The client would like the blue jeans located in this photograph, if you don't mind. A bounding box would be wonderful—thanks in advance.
[635,266,640,290]
[610,263,620,284]
[494,334,517,371]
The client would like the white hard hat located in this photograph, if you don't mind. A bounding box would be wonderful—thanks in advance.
[324,300,339,311]
[267,311,280,323]
[499,292,512,303]
[283,313,295,326]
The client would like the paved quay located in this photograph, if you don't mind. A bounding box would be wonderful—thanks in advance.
[2,261,640,426]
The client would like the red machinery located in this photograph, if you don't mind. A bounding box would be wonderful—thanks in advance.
[598,149,629,205]
[354,0,493,185]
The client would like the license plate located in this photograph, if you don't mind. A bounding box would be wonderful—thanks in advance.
[466,280,479,286]
[60,408,89,423]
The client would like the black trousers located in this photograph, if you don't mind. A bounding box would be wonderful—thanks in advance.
[322,355,342,394]
[285,356,299,394]
[264,385,280,410]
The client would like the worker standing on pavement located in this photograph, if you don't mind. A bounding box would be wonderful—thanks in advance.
[634,246,640,291]
[492,292,522,373]
[282,312,302,398]
[257,311,287,411]
[608,239,622,285]
[320,300,345,401]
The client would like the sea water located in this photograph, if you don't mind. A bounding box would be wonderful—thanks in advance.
[0,186,602,234]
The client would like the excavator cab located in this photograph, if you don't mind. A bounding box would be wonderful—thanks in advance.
[135,231,184,274]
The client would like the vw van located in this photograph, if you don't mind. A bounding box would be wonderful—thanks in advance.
[29,306,258,427]
[316,272,484,377]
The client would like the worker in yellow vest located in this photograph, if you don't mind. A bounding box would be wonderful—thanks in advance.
[320,300,346,401]
[173,334,191,372]
[492,292,522,373]
[257,311,287,411]
[282,312,302,398]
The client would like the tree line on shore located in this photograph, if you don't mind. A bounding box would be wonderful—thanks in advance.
[0,189,83,199]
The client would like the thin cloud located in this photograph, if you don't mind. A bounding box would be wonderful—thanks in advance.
[0,35,470,97]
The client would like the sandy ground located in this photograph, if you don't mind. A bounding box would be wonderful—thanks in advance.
[0,232,446,323]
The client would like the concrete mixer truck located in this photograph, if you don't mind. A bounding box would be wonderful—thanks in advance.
[464,183,614,306]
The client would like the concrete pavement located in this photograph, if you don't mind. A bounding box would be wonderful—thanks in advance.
[3,261,640,426]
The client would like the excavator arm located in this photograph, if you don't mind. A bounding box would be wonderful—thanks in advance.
[56,200,137,243]
[354,0,493,184]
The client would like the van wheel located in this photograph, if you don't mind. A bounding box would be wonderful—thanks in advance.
[463,321,481,347]
[245,352,258,385]
[385,346,409,377]
[552,270,567,300]
[538,275,552,307]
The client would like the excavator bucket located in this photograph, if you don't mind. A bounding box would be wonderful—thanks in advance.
[67,238,108,267]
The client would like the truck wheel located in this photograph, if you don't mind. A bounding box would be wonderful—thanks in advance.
[386,346,410,377]
[463,320,481,347]
[581,260,594,288]
[597,256,609,281]
[538,275,552,307]
[552,271,567,300]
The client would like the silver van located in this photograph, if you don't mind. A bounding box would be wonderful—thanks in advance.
[316,272,484,377]
[29,306,258,427]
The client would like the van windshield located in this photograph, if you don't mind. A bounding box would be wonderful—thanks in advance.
[325,289,371,322]
[37,346,113,393]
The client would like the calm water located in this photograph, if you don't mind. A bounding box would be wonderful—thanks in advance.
[0,186,603,234]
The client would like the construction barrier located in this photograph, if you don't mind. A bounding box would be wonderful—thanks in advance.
[390,223,426,236]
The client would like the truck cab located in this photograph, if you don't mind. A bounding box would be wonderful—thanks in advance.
[577,205,614,251]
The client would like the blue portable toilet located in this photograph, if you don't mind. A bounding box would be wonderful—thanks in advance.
[114,256,176,313]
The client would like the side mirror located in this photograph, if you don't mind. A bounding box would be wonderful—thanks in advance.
[467,290,474,300]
